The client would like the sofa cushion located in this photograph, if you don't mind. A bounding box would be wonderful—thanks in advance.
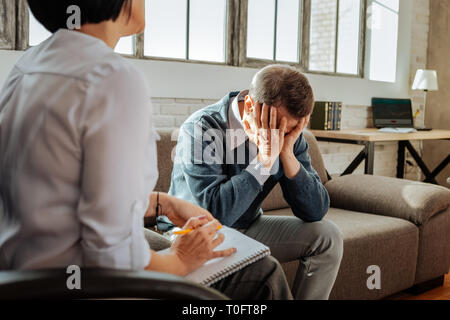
[303,130,328,184]
[144,228,172,251]
[265,207,419,300]
[414,208,450,284]
[155,130,178,192]
[325,174,450,226]
[261,184,290,211]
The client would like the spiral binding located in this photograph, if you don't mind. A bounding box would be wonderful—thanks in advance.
[203,248,270,286]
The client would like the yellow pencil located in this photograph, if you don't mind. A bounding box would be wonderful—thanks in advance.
[174,224,223,235]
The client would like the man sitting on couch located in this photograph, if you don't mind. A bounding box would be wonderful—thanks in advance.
[169,64,343,300]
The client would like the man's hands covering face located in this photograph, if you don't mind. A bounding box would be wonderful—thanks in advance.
[242,97,309,177]
[280,115,310,157]
[243,98,287,170]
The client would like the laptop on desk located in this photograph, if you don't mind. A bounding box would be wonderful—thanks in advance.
[372,98,432,132]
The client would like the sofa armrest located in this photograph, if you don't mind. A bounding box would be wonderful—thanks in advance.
[325,175,450,225]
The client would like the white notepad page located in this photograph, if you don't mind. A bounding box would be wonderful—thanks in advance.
[158,226,271,286]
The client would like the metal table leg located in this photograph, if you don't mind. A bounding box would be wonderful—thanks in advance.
[427,154,450,183]
[397,141,406,179]
[341,149,366,176]
[364,142,375,175]
[404,141,439,185]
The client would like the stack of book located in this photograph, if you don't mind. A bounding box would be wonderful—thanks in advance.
[309,101,343,131]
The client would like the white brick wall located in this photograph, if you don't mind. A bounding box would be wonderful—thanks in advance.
[407,0,430,181]
[309,0,337,72]
[410,0,430,129]
[151,98,214,130]
[150,0,430,182]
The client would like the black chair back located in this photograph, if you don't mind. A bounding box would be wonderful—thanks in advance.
[0,268,228,300]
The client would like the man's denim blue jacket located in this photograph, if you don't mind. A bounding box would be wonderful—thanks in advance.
[168,92,330,229]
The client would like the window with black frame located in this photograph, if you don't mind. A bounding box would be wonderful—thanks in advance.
[308,0,364,75]
[246,0,303,65]
[242,0,366,77]
[143,0,227,63]
[4,0,400,81]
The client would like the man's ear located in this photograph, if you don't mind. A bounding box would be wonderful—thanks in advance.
[244,96,254,114]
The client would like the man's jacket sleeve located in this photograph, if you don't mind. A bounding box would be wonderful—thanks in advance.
[279,134,330,222]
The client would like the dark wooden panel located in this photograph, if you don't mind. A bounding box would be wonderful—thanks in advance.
[0,0,16,50]
[15,0,29,50]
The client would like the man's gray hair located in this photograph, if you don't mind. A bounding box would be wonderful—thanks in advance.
[249,64,315,118]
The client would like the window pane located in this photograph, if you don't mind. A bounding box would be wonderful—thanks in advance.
[29,9,51,46]
[144,0,187,59]
[189,0,226,62]
[368,0,399,82]
[115,36,134,55]
[309,0,337,72]
[375,0,399,11]
[336,0,361,74]
[276,0,301,62]
[247,0,276,60]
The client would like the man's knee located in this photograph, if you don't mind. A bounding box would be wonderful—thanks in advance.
[252,255,290,288]
[143,228,172,251]
[306,220,344,260]
[254,255,285,276]
[254,256,292,300]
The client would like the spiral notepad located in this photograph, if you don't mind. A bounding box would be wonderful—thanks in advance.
[158,226,271,286]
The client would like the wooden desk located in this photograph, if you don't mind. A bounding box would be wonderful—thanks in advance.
[311,129,450,184]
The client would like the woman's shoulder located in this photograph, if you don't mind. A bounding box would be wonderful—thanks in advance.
[86,53,145,85]
[15,35,145,89]
[81,54,150,105]
[82,55,151,115]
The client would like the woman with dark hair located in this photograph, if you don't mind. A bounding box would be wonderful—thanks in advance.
[0,0,292,299]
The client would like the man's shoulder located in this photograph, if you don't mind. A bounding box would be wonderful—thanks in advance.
[181,94,234,133]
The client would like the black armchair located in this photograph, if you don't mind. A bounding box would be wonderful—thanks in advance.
[0,268,228,300]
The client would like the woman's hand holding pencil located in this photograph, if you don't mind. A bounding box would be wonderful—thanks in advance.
[169,216,236,275]
[174,224,223,235]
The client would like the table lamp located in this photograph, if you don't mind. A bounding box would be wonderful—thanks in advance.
[412,69,439,130]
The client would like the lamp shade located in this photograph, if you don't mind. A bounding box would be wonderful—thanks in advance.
[412,69,439,91]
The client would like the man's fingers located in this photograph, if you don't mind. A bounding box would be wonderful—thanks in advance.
[289,118,306,139]
[270,107,277,130]
[294,123,304,136]
[255,102,262,128]
[300,117,308,130]
[261,105,270,129]
[298,117,309,133]
[304,115,311,128]
[243,120,258,143]
[280,117,288,133]
[259,128,268,143]
[243,119,251,131]
[211,247,237,259]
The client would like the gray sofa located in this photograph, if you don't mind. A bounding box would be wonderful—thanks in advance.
[154,129,450,300]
